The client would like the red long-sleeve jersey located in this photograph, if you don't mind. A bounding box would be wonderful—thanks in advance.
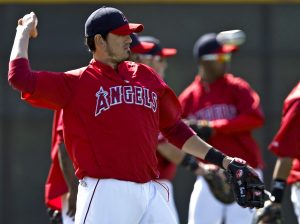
[179,74,264,168]
[9,58,194,183]
[269,82,300,184]
[44,109,68,210]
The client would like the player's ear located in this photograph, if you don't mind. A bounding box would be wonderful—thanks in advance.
[94,34,105,47]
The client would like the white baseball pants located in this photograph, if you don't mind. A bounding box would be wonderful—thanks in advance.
[74,177,177,224]
[291,183,300,223]
[153,179,179,224]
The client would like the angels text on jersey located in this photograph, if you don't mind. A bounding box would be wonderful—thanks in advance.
[188,104,237,121]
[95,85,158,116]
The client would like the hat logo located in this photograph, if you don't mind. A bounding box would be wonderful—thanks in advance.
[121,14,128,23]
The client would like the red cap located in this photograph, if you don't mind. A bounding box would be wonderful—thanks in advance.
[138,36,177,57]
[130,33,155,53]
[160,48,177,57]
[215,45,238,54]
[111,23,144,35]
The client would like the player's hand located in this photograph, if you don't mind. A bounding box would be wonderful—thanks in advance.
[47,208,62,224]
[253,200,283,224]
[184,119,214,141]
[18,12,38,38]
[66,189,77,220]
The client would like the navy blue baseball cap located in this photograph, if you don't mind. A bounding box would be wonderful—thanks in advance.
[193,33,237,59]
[130,34,155,54]
[85,6,144,37]
[138,36,177,57]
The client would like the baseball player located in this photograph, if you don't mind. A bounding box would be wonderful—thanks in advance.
[8,7,264,224]
[264,81,300,223]
[179,32,265,224]
[45,109,77,224]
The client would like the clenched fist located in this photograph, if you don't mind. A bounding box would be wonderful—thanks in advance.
[18,12,38,38]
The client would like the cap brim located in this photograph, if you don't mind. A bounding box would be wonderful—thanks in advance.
[160,48,177,57]
[111,23,144,35]
[218,45,239,53]
[131,42,155,54]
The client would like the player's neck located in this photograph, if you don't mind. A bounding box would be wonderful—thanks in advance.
[93,54,118,70]
[199,72,219,83]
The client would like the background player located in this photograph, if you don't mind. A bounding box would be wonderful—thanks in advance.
[8,8,264,224]
[263,81,300,223]
[179,32,265,224]
[45,109,77,224]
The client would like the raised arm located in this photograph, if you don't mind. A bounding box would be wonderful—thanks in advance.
[8,12,73,110]
[9,12,38,94]
[10,12,38,61]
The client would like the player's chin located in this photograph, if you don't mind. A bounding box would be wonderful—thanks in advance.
[115,52,130,63]
[122,50,131,61]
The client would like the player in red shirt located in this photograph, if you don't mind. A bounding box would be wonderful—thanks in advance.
[46,36,154,224]
[179,32,265,224]
[268,81,300,223]
[8,8,264,224]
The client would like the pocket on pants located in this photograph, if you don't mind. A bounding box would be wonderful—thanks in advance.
[75,177,100,224]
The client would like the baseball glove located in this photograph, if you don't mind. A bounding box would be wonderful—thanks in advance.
[204,168,235,204]
[252,199,283,224]
[226,160,265,208]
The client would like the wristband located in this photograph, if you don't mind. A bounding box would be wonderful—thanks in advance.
[180,154,199,172]
[204,147,226,169]
[271,179,286,203]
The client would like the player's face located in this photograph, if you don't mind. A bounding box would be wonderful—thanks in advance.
[104,33,132,64]
[201,53,231,78]
[139,55,168,79]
